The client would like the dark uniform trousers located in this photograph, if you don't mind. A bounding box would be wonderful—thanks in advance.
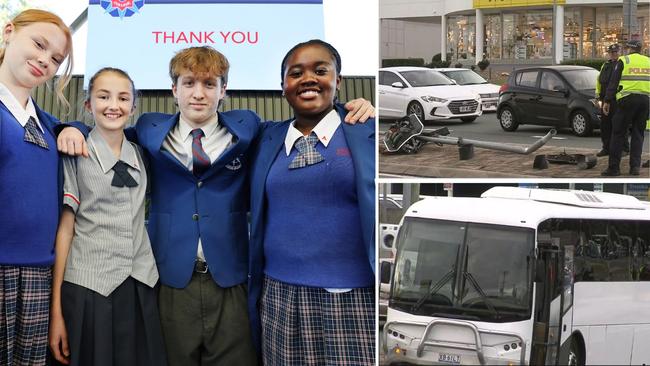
[158,271,257,366]
[602,102,631,153]
[608,94,650,171]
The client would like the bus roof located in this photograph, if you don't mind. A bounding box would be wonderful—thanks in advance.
[404,187,650,228]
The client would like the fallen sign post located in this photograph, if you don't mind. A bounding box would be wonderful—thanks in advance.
[383,114,557,159]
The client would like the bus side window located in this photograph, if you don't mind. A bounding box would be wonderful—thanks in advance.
[576,220,610,282]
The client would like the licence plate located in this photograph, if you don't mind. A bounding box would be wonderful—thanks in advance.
[438,352,461,364]
[483,102,496,108]
[459,106,473,113]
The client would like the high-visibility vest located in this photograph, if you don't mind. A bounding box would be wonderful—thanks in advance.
[616,53,650,100]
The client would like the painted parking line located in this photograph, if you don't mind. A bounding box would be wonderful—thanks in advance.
[532,135,567,140]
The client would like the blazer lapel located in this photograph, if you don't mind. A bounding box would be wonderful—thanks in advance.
[250,122,289,241]
[200,111,253,179]
[149,113,190,174]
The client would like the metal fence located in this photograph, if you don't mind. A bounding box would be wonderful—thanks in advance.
[33,75,375,125]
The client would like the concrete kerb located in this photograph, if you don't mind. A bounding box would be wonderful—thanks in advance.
[379,143,650,178]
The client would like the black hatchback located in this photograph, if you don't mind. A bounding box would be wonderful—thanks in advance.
[497,66,601,137]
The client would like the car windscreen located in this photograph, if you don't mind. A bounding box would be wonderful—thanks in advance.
[442,70,488,85]
[560,69,599,91]
[399,70,454,87]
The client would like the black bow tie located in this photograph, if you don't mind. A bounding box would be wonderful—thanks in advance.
[111,161,138,188]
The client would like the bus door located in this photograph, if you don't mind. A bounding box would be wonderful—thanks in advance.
[531,236,563,365]
[558,244,575,361]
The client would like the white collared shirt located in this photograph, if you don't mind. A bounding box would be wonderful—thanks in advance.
[162,113,233,171]
[284,109,341,155]
[0,82,44,133]
[162,113,233,261]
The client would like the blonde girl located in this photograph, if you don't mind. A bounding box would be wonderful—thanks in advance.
[0,9,73,366]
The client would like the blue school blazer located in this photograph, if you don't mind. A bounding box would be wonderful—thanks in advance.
[246,104,376,351]
[132,110,260,289]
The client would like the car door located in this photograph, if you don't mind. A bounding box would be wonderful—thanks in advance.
[535,71,570,127]
[512,70,541,125]
[379,71,410,118]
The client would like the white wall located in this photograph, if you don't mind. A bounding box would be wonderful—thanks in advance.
[380,0,445,18]
[381,19,442,61]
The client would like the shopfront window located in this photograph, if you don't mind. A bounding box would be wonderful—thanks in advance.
[582,9,596,59]
[596,8,623,58]
[502,11,553,60]
[485,14,502,60]
[447,15,476,61]
[564,9,580,60]
[639,7,649,55]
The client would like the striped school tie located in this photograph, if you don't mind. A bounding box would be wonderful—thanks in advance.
[191,129,211,177]
[288,132,324,169]
[24,116,49,149]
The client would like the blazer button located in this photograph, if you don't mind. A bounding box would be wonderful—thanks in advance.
[197,181,203,188]
[192,214,199,221]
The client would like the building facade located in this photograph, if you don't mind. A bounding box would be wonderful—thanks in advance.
[381,0,649,64]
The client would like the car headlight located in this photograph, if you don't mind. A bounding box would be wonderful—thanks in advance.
[590,98,601,109]
[421,96,447,103]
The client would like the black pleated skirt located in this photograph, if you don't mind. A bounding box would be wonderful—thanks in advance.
[59,277,167,366]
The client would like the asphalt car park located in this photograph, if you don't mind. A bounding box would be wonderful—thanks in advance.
[379,112,604,150]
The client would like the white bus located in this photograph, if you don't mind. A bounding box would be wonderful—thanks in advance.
[381,187,650,365]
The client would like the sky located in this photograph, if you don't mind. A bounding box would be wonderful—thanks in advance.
[24,0,378,76]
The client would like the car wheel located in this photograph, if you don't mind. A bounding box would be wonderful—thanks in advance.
[461,116,477,123]
[499,106,519,131]
[570,110,592,137]
[407,101,426,123]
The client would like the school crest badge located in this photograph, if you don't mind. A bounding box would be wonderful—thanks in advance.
[100,0,144,19]
[225,157,242,171]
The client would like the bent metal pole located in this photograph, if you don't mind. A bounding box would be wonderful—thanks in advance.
[417,129,557,155]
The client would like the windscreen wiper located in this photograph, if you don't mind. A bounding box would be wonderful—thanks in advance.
[411,267,455,312]
[463,272,500,319]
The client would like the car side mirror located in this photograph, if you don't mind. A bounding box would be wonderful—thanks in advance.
[553,86,568,95]
[391,81,405,88]
[380,261,392,284]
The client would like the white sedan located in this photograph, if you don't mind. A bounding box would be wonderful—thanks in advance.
[436,68,501,112]
[379,67,482,123]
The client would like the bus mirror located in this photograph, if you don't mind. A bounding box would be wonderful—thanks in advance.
[535,258,546,283]
[380,261,392,284]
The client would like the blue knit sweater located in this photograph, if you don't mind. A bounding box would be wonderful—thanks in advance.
[0,104,58,265]
[263,127,374,288]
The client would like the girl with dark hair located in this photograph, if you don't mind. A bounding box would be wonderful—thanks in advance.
[248,40,375,365]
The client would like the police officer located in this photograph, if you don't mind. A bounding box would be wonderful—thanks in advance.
[601,39,650,176]
[596,44,630,157]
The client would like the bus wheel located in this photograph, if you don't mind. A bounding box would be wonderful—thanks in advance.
[567,338,584,366]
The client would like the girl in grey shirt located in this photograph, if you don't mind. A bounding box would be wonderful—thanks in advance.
[49,68,166,366]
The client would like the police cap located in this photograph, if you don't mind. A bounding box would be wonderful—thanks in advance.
[625,39,643,51]
[606,44,620,53]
